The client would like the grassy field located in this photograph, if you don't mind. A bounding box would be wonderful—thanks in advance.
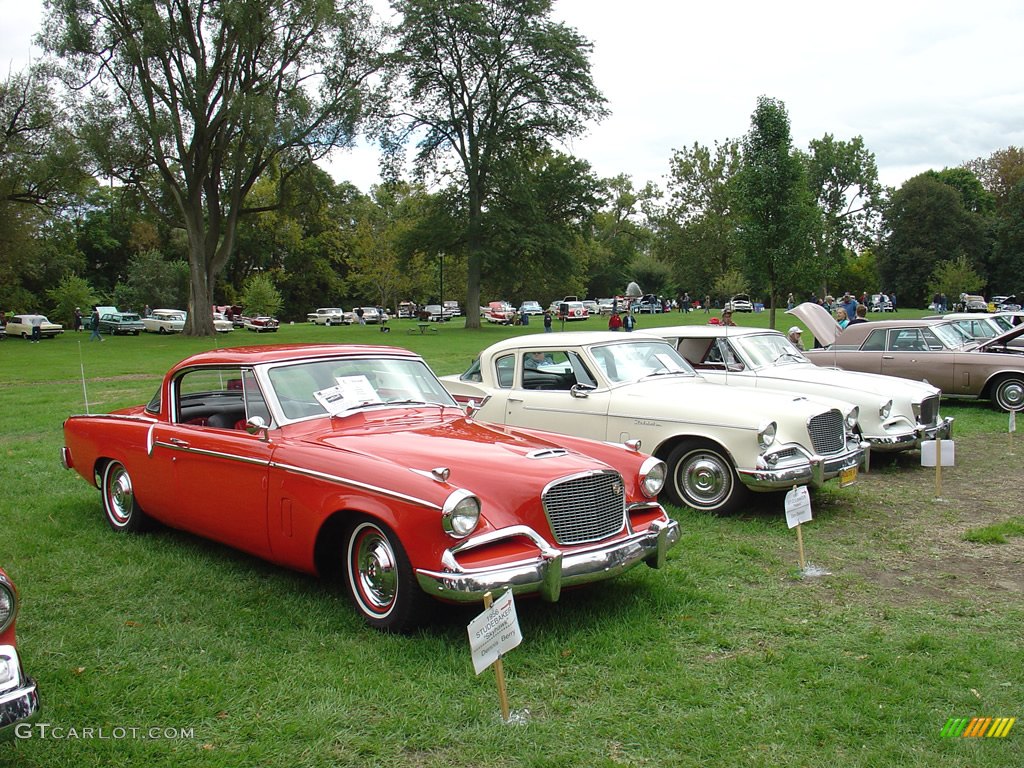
[1,310,1021,767]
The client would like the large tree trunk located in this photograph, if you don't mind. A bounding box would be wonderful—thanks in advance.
[464,187,484,329]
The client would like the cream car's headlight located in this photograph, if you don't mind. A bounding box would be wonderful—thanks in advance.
[442,489,481,538]
[758,422,777,450]
[879,400,892,420]
[846,406,860,430]
[639,457,667,498]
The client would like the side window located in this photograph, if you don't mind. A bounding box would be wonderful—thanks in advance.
[861,329,886,351]
[890,329,925,352]
[495,354,514,388]
[173,367,259,430]
[921,328,945,350]
[522,351,575,390]
[567,351,597,388]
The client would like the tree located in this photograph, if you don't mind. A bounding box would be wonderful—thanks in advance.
[927,255,984,303]
[802,134,883,295]
[112,250,190,311]
[387,0,607,328]
[587,175,658,299]
[963,147,1024,211]
[655,140,741,300]
[43,0,383,335]
[879,174,988,308]
[239,272,284,317]
[735,97,817,328]
[47,274,99,326]
[990,179,1024,298]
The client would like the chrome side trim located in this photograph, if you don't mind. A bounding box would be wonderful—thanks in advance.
[65,413,157,424]
[151,441,270,467]
[271,461,441,511]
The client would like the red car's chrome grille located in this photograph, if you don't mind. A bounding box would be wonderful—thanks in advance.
[542,471,626,546]
[808,410,846,455]
[918,395,940,426]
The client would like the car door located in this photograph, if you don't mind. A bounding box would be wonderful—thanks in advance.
[878,328,958,391]
[503,350,612,440]
[147,367,274,557]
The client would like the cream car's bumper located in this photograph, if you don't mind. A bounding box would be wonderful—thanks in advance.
[739,442,866,490]
[415,517,680,603]
[864,416,954,452]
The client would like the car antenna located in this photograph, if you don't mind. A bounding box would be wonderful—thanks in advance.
[78,341,91,415]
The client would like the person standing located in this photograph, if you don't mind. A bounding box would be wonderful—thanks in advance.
[623,311,636,332]
[787,326,804,350]
[74,307,83,332]
[608,312,622,331]
[721,309,736,327]
[89,306,104,341]
[847,304,869,325]
[704,295,711,314]
[543,311,552,333]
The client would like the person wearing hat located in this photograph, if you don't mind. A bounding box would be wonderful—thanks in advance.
[74,307,83,332]
[721,309,736,327]
[787,326,804,350]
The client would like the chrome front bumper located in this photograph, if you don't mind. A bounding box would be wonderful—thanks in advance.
[415,517,680,603]
[865,416,954,452]
[0,646,39,740]
[739,442,867,490]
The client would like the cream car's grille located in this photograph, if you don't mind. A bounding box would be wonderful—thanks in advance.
[543,471,626,545]
[918,395,940,426]
[808,410,846,455]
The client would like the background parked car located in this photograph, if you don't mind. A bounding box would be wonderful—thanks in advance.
[518,300,543,316]
[97,311,145,335]
[142,309,186,334]
[81,306,118,330]
[307,308,349,326]
[0,566,40,735]
[869,293,894,312]
[212,312,235,333]
[723,294,754,313]
[243,316,280,332]
[3,314,63,339]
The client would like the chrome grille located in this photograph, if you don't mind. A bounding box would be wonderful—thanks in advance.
[808,410,845,455]
[542,471,626,545]
[917,395,939,426]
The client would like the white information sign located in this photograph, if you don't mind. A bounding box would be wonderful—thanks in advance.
[312,375,382,414]
[784,485,813,529]
[467,590,522,675]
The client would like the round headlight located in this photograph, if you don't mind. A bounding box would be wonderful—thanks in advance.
[0,581,15,633]
[639,457,667,498]
[846,406,860,430]
[442,489,481,538]
[879,399,893,420]
[758,421,777,450]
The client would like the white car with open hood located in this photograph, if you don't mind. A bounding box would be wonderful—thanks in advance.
[647,325,953,454]
[441,332,865,514]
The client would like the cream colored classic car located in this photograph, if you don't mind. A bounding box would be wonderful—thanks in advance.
[441,332,865,514]
[142,309,186,334]
[648,325,953,453]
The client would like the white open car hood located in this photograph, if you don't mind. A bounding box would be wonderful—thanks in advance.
[786,302,842,346]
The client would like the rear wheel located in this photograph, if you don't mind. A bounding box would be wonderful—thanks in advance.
[345,518,428,632]
[664,440,747,514]
[992,374,1024,412]
[101,461,150,532]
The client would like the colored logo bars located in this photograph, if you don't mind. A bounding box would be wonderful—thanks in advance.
[941,717,1015,738]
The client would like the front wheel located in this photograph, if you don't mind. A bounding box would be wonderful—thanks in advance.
[663,440,747,514]
[345,518,428,632]
[992,374,1024,412]
[101,461,150,532]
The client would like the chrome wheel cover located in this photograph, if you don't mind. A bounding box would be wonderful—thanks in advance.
[349,524,398,615]
[677,452,732,508]
[105,465,134,526]
[996,379,1024,410]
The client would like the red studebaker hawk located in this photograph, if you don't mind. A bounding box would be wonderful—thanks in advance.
[0,567,39,735]
[62,345,679,631]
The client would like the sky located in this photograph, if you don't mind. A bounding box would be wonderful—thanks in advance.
[4,0,1023,193]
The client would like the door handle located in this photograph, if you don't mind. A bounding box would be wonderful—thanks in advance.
[169,437,190,447]
[882,355,894,359]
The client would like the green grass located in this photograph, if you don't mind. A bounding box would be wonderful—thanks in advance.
[963,517,1024,544]
[2,315,1022,767]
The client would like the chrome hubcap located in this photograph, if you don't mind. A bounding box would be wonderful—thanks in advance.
[354,529,397,612]
[681,454,730,506]
[108,467,133,524]
[999,381,1024,409]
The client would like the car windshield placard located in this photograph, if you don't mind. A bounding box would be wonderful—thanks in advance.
[314,376,383,414]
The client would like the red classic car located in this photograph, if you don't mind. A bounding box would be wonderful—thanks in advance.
[62,345,679,631]
[0,567,39,736]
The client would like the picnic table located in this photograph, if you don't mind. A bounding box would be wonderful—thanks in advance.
[409,322,439,335]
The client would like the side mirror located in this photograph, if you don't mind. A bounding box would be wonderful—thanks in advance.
[570,384,594,399]
[245,416,270,441]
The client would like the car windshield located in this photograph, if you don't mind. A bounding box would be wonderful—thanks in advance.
[733,333,808,368]
[589,341,696,383]
[933,322,975,348]
[266,357,457,421]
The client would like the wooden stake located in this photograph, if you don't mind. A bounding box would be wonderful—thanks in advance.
[796,524,806,571]
[482,592,510,722]
[935,438,943,497]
